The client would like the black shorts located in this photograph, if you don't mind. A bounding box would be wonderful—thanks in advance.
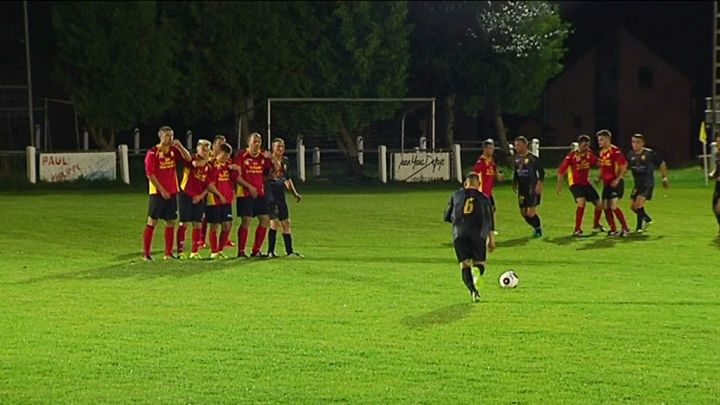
[178,191,206,223]
[570,184,600,202]
[518,189,541,208]
[206,204,233,224]
[602,179,624,200]
[453,233,487,262]
[713,183,720,210]
[630,183,654,201]
[488,196,496,207]
[269,200,290,221]
[148,194,178,220]
[237,196,269,217]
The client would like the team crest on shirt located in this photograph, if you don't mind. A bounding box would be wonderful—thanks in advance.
[524,158,529,164]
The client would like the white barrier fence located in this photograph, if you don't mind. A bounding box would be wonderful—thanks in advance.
[24,144,131,184]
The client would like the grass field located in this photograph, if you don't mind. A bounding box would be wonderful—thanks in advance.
[1,168,719,403]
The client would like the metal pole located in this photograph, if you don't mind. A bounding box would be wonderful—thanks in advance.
[712,0,718,184]
[267,99,271,150]
[401,111,407,153]
[44,98,48,149]
[74,109,79,150]
[431,98,436,150]
[23,1,34,147]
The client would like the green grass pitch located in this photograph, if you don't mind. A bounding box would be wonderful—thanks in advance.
[1,168,718,403]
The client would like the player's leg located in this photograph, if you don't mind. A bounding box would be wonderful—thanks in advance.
[277,202,298,256]
[176,192,192,257]
[713,191,720,233]
[454,237,479,301]
[589,184,604,232]
[143,195,163,260]
[574,195,587,235]
[250,197,270,257]
[525,200,542,237]
[209,222,220,256]
[236,197,253,258]
[268,219,279,257]
[632,194,647,232]
[190,221,203,258]
[200,215,208,249]
[610,180,629,235]
[162,196,178,259]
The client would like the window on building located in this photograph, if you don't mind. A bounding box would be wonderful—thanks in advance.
[638,66,654,89]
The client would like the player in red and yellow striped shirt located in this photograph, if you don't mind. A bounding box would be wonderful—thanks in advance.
[596,129,630,237]
[556,134,604,236]
[142,126,192,261]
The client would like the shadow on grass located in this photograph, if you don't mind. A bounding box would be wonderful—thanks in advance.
[500,300,720,307]
[574,234,664,251]
[712,236,720,249]
[301,256,447,265]
[497,236,531,248]
[15,254,264,284]
[401,303,473,329]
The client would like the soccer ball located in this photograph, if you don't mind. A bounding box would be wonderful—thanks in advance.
[499,270,519,288]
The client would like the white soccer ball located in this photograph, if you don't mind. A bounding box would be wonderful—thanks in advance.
[499,270,519,288]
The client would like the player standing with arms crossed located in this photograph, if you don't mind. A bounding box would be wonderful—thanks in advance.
[627,134,669,233]
[444,173,496,303]
[234,133,273,258]
[142,126,192,261]
[596,129,630,237]
[512,136,544,237]
[556,134,605,236]
[266,138,303,257]
[472,139,504,233]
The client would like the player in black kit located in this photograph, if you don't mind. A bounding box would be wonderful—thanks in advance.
[266,138,303,257]
[627,134,668,232]
[443,173,496,303]
[711,132,720,234]
[512,136,545,237]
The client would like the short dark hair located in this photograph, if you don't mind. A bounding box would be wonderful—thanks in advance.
[596,129,612,139]
[514,136,528,144]
[466,172,480,184]
[482,139,494,148]
[219,143,232,155]
[577,134,591,143]
[631,133,644,141]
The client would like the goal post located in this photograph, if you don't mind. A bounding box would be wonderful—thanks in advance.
[267,97,436,151]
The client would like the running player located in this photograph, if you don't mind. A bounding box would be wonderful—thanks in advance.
[512,136,544,237]
[443,173,496,303]
[596,129,630,237]
[142,126,192,261]
[627,134,669,233]
[233,133,273,258]
[265,138,303,258]
[472,139,504,233]
[556,134,605,236]
[206,143,236,259]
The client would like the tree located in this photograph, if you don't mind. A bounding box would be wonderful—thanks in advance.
[408,1,569,153]
[52,1,178,149]
[272,1,411,177]
[162,2,313,139]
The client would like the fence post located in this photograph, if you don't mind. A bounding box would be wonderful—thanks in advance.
[133,128,140,154]
[118,144,130,184]
[26,145,36,184]
[83,131,89,150]
[297,142,306,182]
[378,145,387,183]
[571,142,579,151]
[186,130,193,150]
[419,136,427,150]
[34,125,41,150]
[357,136,364,166]
[313,147,321,177]
[531,138,540,157]
[453,144,463,183]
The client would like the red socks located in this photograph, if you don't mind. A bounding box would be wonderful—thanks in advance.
[593,208,602,228]
[201,217,208,245]
[604,209,616,231]
[613,208,629,231]
[574,206,585,231]
[191,228,201,253]
[209,229,218,253]
[219,229,230,251]
[238,227,249,254]
[143,225,155,257]
[252,226,267,254]
[164,226,174,256]
[176,224,187,254]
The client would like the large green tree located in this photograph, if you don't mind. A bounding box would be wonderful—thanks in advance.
[52,1,178,149]
[409,1,569,153]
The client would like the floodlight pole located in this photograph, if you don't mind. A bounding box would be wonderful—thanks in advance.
[266,98,271,150]
[23,0,34,147]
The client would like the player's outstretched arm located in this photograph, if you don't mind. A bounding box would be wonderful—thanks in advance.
[659,161,669,188]
[285,179,302,202]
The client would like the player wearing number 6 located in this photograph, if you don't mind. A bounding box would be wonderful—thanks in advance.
[443,173,496,303]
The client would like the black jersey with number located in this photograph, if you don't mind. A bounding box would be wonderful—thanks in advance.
[443,188,494,240]
[627,148,663,188]
[266,156,290,202]
[513,152,545,190]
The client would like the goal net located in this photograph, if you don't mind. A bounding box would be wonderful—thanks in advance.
[267,98,436,182]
